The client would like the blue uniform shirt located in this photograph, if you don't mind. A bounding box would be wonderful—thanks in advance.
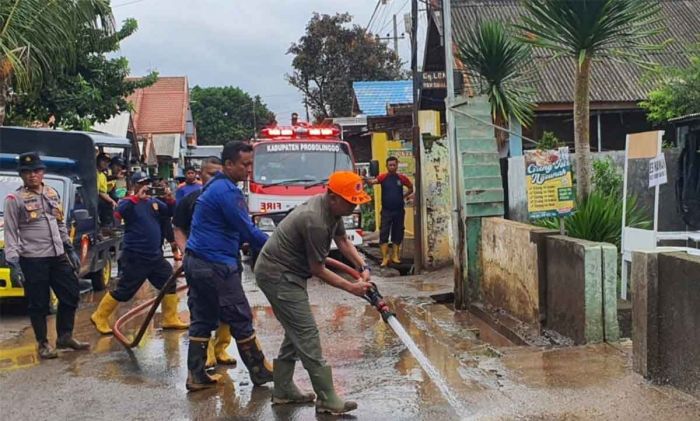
[175,182,202,203]
[186,172,268,267]
[116,196,170,258]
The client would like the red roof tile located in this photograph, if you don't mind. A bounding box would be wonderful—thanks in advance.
[128,76,189,135]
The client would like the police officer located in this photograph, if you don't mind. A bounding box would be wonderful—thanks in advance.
[184,141,273,391]
[3,152,90,359]
[173,156,237,370]
[90,172,189,334]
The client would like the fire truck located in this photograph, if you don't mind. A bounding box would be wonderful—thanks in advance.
[247,124,363,249]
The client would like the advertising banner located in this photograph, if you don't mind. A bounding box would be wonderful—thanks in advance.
[525,147,575,219]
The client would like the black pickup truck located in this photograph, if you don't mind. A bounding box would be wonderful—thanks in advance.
[0,127,128,297]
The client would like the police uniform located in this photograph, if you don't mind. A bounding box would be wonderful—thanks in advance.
[2,152,89,359]
[184,171,272,390]
[90,172,189,334]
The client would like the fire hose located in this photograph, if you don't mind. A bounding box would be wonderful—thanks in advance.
[113,258,394,349]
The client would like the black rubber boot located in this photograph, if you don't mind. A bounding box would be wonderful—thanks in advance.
[186,337,221,391]
[236,334,273,386]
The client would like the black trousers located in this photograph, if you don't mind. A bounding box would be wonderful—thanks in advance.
[98,199,114,228]
[19,255,80,342]
[379,208,405,245]
[185,253,254,340]
[111,250,174,302]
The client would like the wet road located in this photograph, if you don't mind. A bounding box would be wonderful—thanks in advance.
[1,265,699,420]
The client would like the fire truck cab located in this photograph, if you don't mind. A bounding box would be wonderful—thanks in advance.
[248,124,364,249]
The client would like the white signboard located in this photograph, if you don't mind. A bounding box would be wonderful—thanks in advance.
[648,154,667,188]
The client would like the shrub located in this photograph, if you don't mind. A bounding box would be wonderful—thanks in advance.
[536,131,563,150]
[534,191,651,249]
[592,157,623,198]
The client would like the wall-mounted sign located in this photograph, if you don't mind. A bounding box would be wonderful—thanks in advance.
[422,71,447,89]
[525,147,575,219]
[648,153,668,188]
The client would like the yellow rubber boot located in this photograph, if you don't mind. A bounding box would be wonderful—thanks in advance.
[213,324,237,365]
[90,292,119,334]
[205,338,217,369]
[380,244,390,267]
[161,294,189,330]
[391,244,401,264]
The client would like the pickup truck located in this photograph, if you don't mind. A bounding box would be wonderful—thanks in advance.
[0,127,128,301]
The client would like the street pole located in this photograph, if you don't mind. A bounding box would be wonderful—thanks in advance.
[393,14,399,56]
[411,0,424,273]
[252,97,258,141]
[443,0,467,309]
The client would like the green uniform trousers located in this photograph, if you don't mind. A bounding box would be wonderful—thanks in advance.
[256,271,326,372]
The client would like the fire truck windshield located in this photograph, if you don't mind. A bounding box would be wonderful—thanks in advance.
[253,142,353,186]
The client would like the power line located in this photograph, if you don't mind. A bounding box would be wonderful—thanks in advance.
[113,0,146,8]
[365,0,383,32]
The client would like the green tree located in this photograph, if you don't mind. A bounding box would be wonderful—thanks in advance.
[640,44,700,123]
[6,18,157,129]
[287,13,405,120]
[517,0,664,201]
[190,86,275,145]
[457,21,534,152]
[0,0,115,125]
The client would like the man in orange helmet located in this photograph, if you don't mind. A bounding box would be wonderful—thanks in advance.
[254,171,373,415]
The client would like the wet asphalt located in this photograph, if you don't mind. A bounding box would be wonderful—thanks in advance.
[1,263,699,420]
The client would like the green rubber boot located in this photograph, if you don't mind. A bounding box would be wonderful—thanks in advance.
[271,359,316,405]
[309,365,357,414]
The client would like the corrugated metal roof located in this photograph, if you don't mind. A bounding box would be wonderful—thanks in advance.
[93,112,131,137]
[451,0,700,104]
[352,81,413,116]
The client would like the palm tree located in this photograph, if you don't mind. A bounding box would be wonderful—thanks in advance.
[517,0,663,200]
[0,0,114,125]
[457,20,534,154]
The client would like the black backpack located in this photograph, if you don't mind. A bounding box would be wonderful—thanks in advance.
[676,130,700,229]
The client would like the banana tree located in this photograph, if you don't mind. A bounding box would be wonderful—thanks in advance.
[457,20,534,155]
[517,0,663,200]
[0,0,114,125]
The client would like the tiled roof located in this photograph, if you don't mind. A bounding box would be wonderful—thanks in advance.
[127,77,189,135]
[450,0,700,104]
[353,80,413,116]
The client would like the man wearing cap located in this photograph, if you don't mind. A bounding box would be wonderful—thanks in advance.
[90,171,189,334]
[254,170,373,415]
[3,152,89,359]
[96,153,116,235]
[184,141,274,391]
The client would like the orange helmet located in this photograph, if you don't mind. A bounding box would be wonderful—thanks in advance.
[327,171,371,205]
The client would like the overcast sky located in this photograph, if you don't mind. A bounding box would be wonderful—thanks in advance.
[112,0,424,123]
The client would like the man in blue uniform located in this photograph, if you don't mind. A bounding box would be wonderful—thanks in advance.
[90,172,189,334]
[367,156,413,266]
[184,141,273,391]
[175,166,201,203]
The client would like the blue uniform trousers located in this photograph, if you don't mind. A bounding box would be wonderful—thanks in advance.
[184,252,254,340]
[111,250,174,302]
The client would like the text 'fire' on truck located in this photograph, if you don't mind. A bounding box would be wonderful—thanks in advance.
[247,124,363,249]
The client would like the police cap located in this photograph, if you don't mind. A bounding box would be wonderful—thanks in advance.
[17,152,47,172]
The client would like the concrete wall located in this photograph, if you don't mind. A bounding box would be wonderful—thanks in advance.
[546,236,619,344]
[421,136,453,269]
[632,251,700,395]
[480,218,556,326]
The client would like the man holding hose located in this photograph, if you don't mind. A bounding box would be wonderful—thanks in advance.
[254,170,372,415]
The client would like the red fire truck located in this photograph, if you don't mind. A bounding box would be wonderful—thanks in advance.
[247,124,363,249]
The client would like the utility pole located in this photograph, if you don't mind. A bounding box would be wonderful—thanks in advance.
[252,97,258,141]
[393,14,399,55]
[411,0,424,273]
[443,0,467,309]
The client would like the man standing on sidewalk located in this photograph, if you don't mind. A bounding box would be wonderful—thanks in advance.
[90,172,189,334]
[367,156,413,266]
[3,152,89,359]
[173,157,237,370]
[184,141,273,391]
[255,171,373,415]
[175,166,201,203]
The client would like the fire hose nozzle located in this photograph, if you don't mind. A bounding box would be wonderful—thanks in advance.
[363,283,395,322]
